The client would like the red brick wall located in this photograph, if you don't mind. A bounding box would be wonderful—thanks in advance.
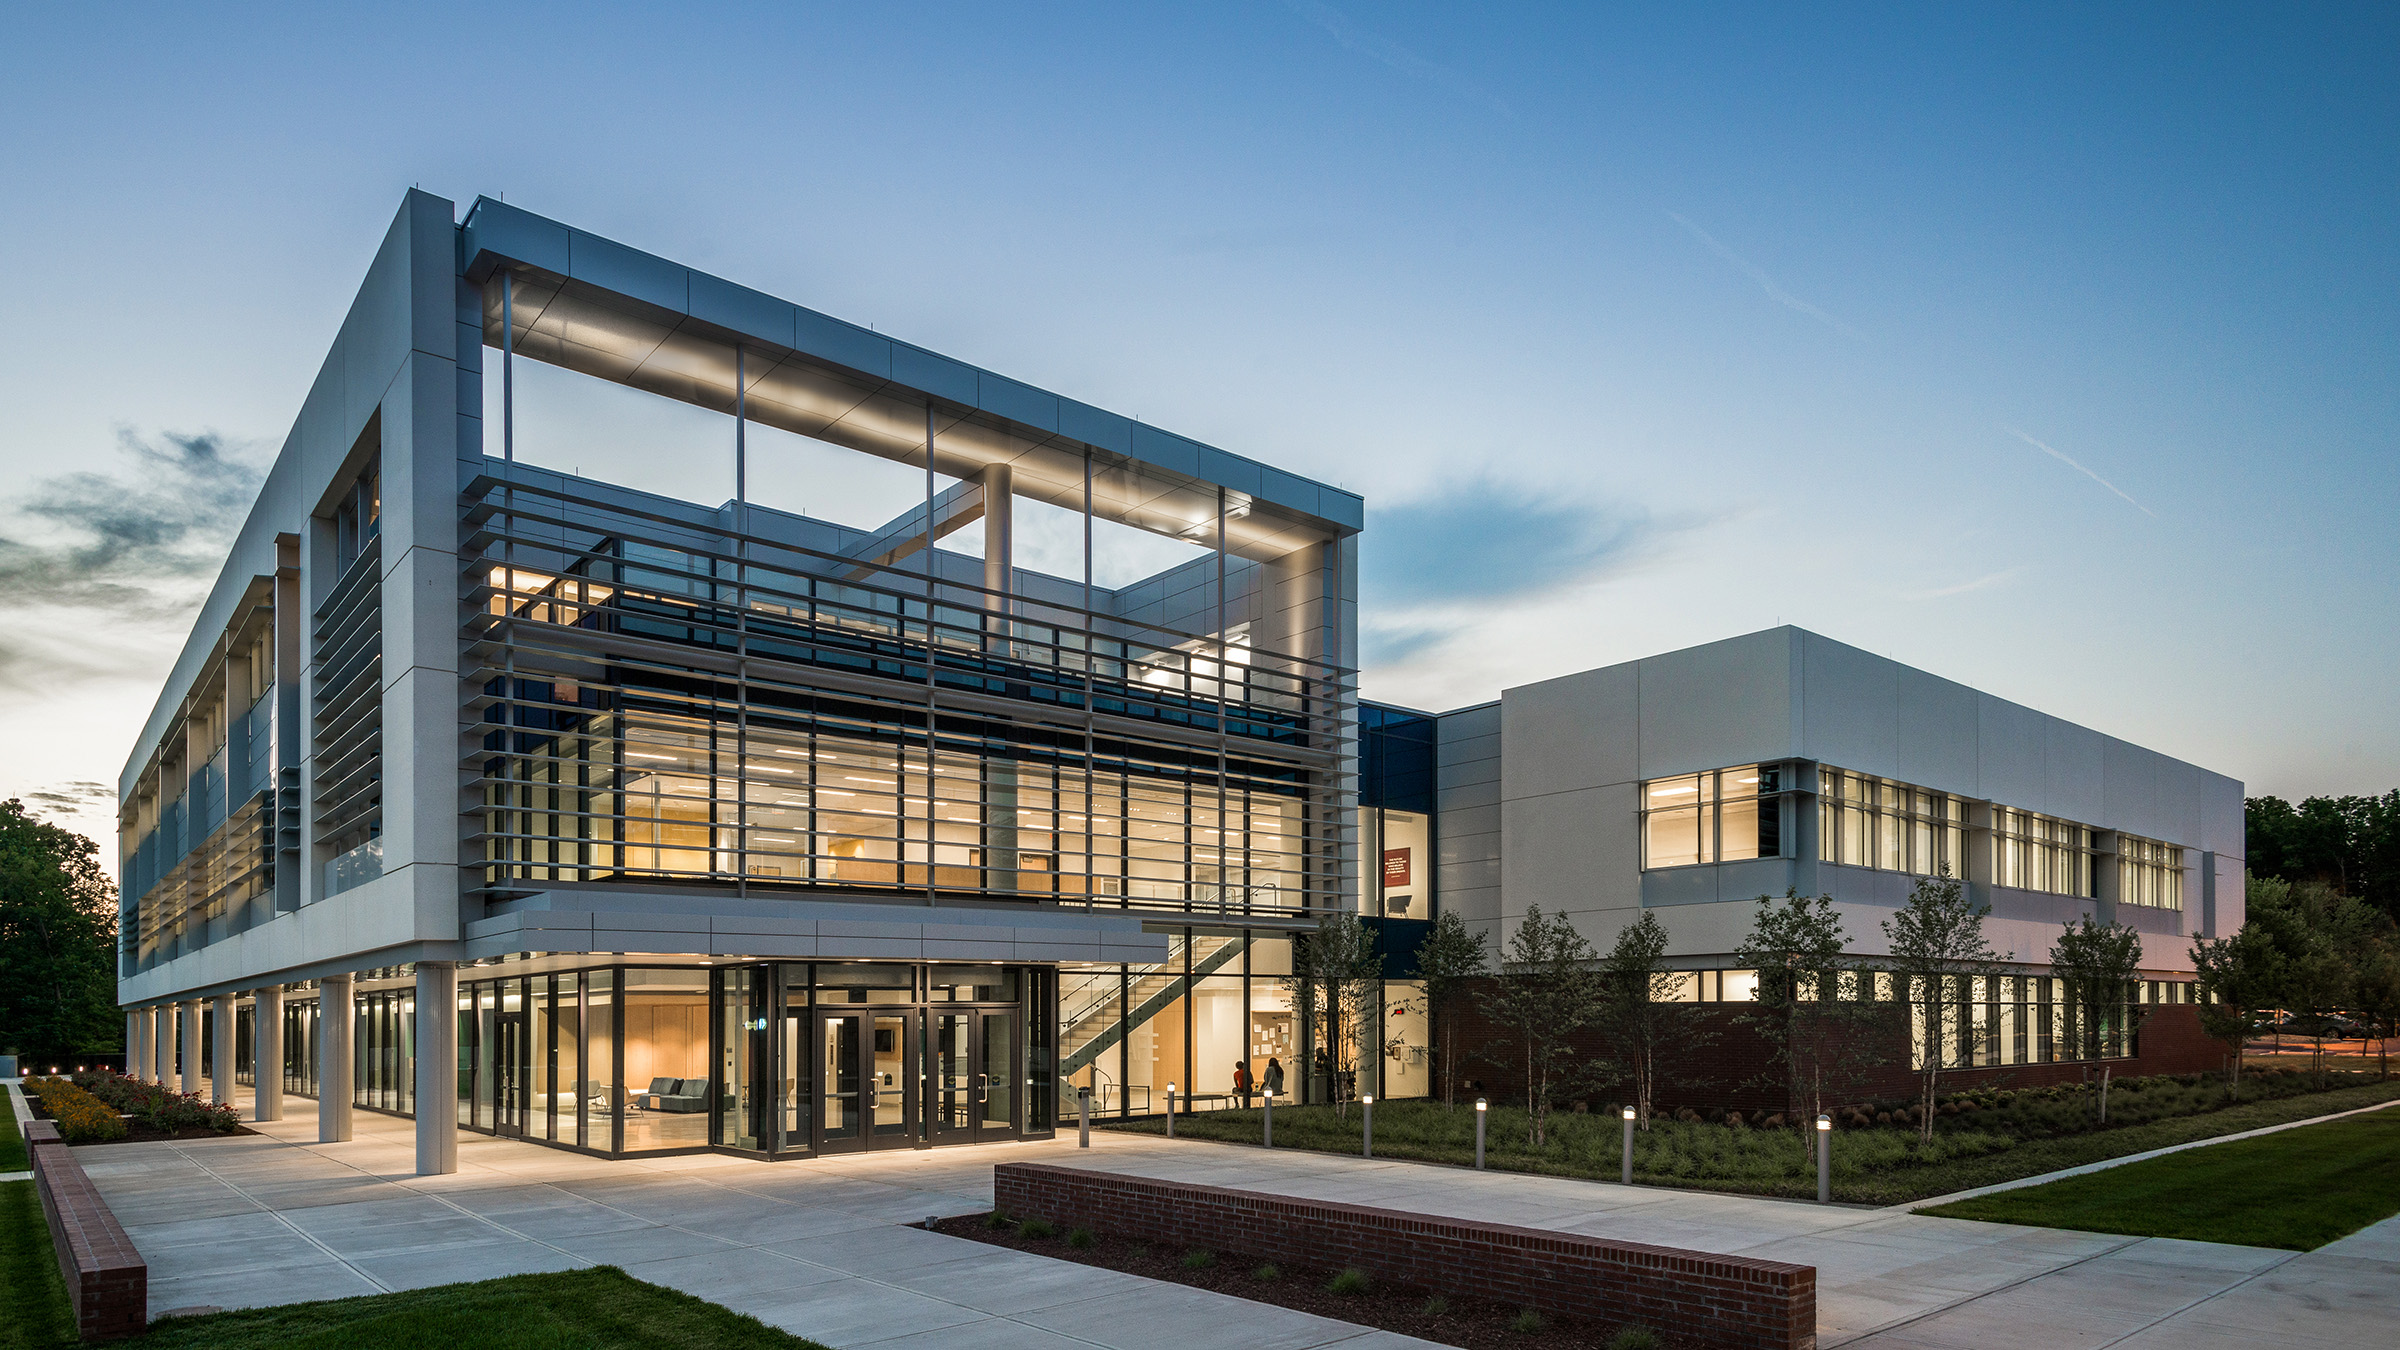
[25,1119,149,1342]
[994,1162,1816,1350]
[1439,988,2226,1115]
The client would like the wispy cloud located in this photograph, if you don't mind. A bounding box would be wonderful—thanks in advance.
[1903,567,2023,601]
[1363,480,1690,609]
[20,780,114,814]
[2005,427,2153,517]
[1667,212,1868,342]
[1281,0,1514,119]
[0,428,264,688]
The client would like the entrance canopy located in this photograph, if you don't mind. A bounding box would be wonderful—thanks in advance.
[460,197,1361,565]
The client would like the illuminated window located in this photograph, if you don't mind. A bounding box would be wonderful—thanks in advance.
[1816,768,1967,878]
[1994,806,2094,898]
[1639,766,1783,869]
[2117,834,2184,910]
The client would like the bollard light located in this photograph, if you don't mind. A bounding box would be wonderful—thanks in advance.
[1621,1104,1637,1185]
[1263,1087,1275,1148]
[1815,1113,1833,1204]
[1078,1086,1092,1149]
[1474,1097,1488,1170]
[1166,1083,1176,1139]
[1362,1094,1375,1159]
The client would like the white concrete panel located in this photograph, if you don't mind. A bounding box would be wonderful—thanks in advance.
[1501,784,1639,923]
[1500,662,1638,799]
[1637,629,1797,777]
[1798,632,1901,777]
[1891,664,1982,796]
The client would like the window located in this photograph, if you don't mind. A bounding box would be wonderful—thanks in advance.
[1640,766,1782,869]
[1995,807,2094,898]
[1816,768,1966,877]
[2118,834,2184,910]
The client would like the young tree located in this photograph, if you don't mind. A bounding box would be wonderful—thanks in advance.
[1882,870,2006,1141]
[1477,904,1610,1148]
[1597,910,1714,1130]
[0,799,122,1062]
[2249,878,2382,1084]
[2351,938,2400,1081]
[2050,915,2148,1121]
[1282,908,1385,1114]
[1733,890,1879,1123]
[2189,924,2283,1088]
[1413,910,1491,1108]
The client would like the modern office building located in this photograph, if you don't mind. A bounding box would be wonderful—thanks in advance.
[114,191,1374,1173]
[116,195,2247,1164]
[1359,626,2246,1094]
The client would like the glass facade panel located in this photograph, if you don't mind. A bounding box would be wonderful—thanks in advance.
[2118,834,2185,910]
[1369,809,1430,917]
[1994,806,2094,897]
[622,969,711,1153]
[1816,768,1968,878]
[1640,766,1782,868]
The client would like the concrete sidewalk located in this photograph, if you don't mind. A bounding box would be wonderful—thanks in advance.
[76,1110,2399,1349]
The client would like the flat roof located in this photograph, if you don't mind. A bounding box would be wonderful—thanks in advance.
[460,198,1361,562]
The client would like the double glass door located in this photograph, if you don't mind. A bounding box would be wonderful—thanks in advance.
[808,1007,1019,1153]
[493,1009,529,1137]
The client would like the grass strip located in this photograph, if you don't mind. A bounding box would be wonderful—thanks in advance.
[1919,1108,2400,1249]
[1106,1081,2400,1204]
[121,1267,833,1350]
[0,1180,79,1350]
[1,1089,26,1172]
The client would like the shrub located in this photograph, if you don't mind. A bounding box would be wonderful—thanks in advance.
[1607,1326,1663,1350]
[1328,1267,1371,1296]
[1510,1309,1547,1334]
[28,1077,128,1143]
[1180,1248,1215,1270]
[1421,1293,1447,1315]
[983,1210,1012,1229]
[1253,1263,1281,1282]
[1017,1218,1056,1240]
[1067,1227,1095,1250]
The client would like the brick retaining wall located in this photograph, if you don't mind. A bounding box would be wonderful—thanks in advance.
[993,1162,1815,1350]
[24,1119,148,1341]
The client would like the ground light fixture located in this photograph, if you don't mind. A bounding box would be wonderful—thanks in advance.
[1166,1083,1176,1138]
[1362,1094,1374,1159]
[1474,1097,1488,1170]
[1262,1087,1275,1148]
[1621,1105,1637,1185]
[1816,1114,1833,1203]
[1077,1085,1091,1148]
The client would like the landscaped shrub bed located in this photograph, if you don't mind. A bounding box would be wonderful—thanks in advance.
[930,1211,1677,1350]
[1107,1069,2400,1204]
[24,1071,244,1144]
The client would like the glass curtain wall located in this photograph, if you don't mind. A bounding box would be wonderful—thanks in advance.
[352,989,416,1115]
[1815,768,1967,876]
[1641,766,1784,868]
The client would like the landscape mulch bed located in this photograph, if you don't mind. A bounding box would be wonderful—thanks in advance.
[24,1099,256,1146]
[928,1213,1681,1350]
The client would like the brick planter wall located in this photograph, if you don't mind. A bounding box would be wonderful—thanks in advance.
[993,1163,1815,1350]
[24,1119,149,1342]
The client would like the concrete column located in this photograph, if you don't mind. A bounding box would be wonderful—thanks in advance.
[318,974,354,1142]
[211,993,237,1105]
[414,963,458,1175]
[151,1006,171,1083]
[254,985,284,1122]
[978,461,1013,609]
[124,1012,137,1075]
[179,1001,203,1094]
[132,1011,152,1082]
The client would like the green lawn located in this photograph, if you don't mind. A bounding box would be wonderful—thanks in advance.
[2,1088,26,1172]
[1918,1107,2400,1249]
[1107,1081,2400,1204]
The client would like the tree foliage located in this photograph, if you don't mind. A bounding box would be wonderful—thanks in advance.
[1284,908,1385,1111]
[1597,910,1713,1130]
[1733,890,1879,1123]
[2049,914,2148,1063]
[2188,922,2283,1086]
[1476,904,1610,1148]
[1412,910,1490,1108]
[1882,870,2005,1141]
[0,799,121,1060]
[2246,791,2400,923]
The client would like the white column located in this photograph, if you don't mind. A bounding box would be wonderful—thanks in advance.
[151,1006,171,1082]
[254,986,284,1122]
[211,993,237,1105]
[132,1011,152,1082]
[179,1001,203,1094]
[318,974,354,1142]
[124,1012,137,1075]
[414,963,458,1175]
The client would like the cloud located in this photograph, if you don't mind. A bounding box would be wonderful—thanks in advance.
[1667,212,1869,342]
[1362,480,1697,610]
[0,428,264,686]
[1902,567,2022,601]
[1281,0,1515,119]
[20,781,115,813]
[2005,427,2154,517]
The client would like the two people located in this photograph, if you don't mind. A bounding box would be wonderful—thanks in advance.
[1235,1056,1286,1106]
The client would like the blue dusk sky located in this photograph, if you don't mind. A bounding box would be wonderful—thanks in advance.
[1,3,2393,846]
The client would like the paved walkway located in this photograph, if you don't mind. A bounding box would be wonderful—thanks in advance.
[75,1107,2400,1349]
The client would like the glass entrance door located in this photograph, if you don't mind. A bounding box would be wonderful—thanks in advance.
[929,1010,1018,1144]
[817,1012,866,1155]
[869,1012,916,1147]
[494,1006,528,1137]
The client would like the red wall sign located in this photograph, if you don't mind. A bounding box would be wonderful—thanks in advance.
[1382,847,1411,889]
